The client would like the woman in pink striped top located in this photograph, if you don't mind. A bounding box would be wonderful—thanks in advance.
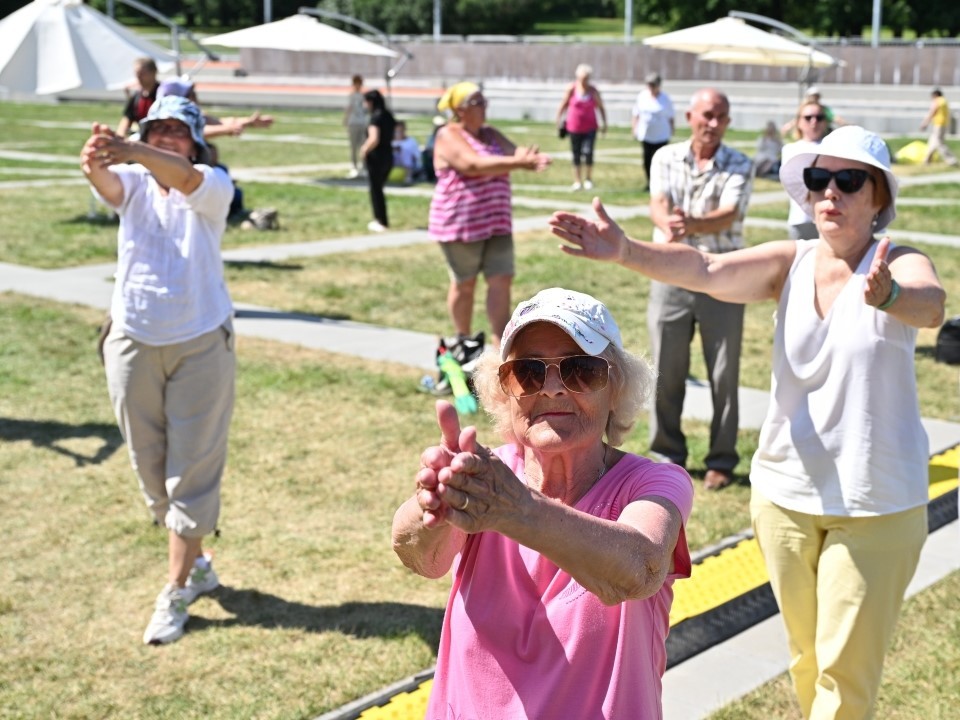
[429,82,551,349]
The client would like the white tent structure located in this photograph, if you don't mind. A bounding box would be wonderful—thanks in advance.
[204,14,397,58]
[0,0,176,96]
[643,17,840,69]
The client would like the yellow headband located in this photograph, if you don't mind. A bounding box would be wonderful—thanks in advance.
[437,82,480,112]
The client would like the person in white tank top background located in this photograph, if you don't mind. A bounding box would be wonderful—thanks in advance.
[548,125,946,720]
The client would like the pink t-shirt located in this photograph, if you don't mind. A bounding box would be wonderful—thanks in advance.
[426,447,694,720]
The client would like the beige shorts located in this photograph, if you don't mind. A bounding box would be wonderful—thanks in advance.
[440,234,514,283]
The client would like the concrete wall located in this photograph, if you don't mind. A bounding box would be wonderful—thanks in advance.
[232,40,960,134]
[239,40,960,89]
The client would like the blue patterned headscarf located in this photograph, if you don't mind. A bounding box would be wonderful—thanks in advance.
[140,95,207,147]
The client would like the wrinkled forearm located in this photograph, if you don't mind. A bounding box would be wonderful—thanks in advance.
[392,496,465,579]
[498,492,674,606]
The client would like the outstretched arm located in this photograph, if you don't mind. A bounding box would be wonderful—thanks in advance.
[82,122,204,197]
[434,125,550,177]
[549,197,794,304]
[437,444,687,606]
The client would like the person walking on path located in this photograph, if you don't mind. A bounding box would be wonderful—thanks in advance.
[644,88,754,491]
[549,125,945,720]
[429,81,550,350]
[81,96,236,645]
[920,88,959,166]
[631,72,675,191]
[359,89,397,233]
[343,74,368,179]
[556,64,607,191]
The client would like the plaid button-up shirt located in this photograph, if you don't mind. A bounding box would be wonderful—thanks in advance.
[649,140,754,253]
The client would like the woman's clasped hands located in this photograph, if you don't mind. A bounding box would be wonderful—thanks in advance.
[416,400,526,532]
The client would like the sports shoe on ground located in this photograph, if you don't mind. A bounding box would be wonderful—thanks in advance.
[367,220,386,233]
[583,179,594,190]
[346,168,360,179]
[443,332,485,373]
[182,552,219,604]
[143,584,189,645]
[571,181,583,191]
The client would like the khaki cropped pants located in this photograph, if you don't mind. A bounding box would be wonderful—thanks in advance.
[104,320,236,538]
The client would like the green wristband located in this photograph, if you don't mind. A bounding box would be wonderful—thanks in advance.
[878,279,901,311]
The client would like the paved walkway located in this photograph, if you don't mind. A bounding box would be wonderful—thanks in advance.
[3,171,960,719]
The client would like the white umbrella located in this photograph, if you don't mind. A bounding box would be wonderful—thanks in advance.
[204,14,397,58]
[643,17,840,69]
[0,0,176,95]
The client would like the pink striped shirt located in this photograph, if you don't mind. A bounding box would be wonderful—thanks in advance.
[429,127,512,243]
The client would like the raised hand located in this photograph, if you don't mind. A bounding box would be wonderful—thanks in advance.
[417,400,473,527]
[515,145,551,172]
[549,196,628,263]
[864,236,896,308]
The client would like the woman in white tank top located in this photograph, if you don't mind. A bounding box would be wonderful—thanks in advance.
[548,125,946,720]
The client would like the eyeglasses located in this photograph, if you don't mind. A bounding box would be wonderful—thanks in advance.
[802,114,827,122]
[149,122,191,139]
[463,96,487,108]
[802,167,872,194]
[498,355,610,398]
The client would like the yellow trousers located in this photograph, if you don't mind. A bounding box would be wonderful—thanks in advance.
[750,489,927,720]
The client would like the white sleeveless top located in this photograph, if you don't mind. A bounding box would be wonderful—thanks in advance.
[750,239,929,517]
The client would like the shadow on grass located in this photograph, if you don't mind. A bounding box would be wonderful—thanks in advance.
[234,308,353,322]
[61,213,119,227]
[0,417,123,466]
[223,259,304,271]
[197,585,443,646]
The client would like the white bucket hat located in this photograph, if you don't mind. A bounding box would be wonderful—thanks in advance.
[500,288,623,360]
[779,125,898,231]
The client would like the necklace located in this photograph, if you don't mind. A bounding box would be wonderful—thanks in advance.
[524,444,609,498]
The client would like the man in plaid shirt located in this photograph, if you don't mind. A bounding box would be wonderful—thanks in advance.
[647,88,754,491]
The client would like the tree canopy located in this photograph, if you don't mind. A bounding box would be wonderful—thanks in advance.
[1,0,956,38]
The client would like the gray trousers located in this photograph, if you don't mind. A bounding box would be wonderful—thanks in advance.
[647,281,744,471]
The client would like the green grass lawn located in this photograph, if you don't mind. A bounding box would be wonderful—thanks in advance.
[1,98,958,718]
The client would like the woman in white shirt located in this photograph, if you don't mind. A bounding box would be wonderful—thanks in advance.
[549,125,945,720]
[81,96,235,646]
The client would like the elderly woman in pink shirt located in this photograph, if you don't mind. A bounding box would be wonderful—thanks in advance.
[393,288,693,719]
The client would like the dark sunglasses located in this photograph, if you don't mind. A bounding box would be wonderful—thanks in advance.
[802,114,827,122]
[803,167,872,194]
[498,355,610,398]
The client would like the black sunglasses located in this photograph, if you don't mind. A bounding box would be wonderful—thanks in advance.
[802,114,827,122]
[803,167,872,194]
[498,355,610,398]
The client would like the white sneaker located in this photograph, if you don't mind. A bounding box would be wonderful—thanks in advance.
[182,552,219,604]
[571,181,583,191]
[367,220,386,233]
[583,179,594,190]
[346,168,360,179]
[143,584,189,645]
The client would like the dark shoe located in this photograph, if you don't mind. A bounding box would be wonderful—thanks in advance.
[704,469,734,491]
